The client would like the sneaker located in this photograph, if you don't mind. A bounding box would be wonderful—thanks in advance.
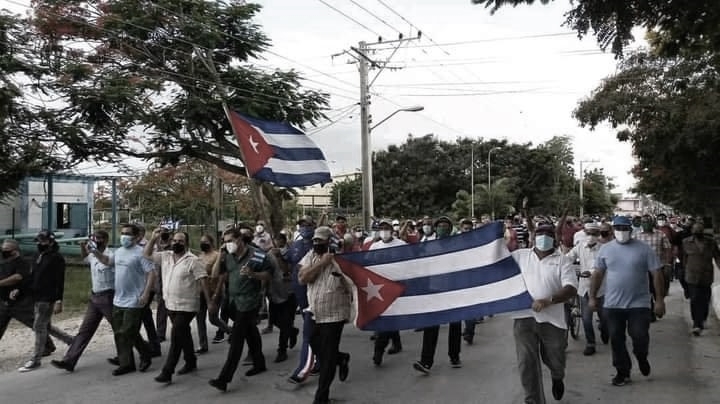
[611,374,631,386]
[463,334,474,345]
[412,361,431,375]
[551,378,565,400]
[639,358,651,376]
[691,327,702,336]
[18,360,40,372]
[287,375,303,384]
[583,346,596,356]
[450,358,462,368]
[212,334,225,344]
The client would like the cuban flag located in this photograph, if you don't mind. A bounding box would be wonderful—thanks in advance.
[228,111,332,187]
[335,221,533,331]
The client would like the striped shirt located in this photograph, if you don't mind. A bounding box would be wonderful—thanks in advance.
[300,251,352,324]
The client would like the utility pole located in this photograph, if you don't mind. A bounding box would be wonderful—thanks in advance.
[359,40,372,232]
[470,146,474,219]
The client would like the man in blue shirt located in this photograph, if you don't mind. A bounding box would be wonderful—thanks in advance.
[589,216,665,387]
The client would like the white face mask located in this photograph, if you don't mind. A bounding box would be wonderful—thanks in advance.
[587,235,598,245]
[256,225,264,234]
[534,235,554,252]
[393,225,400,231]
[379,230,392,241]
[225,241,238,254]
[614,231,631,244]
[354,231,363,238]
[657,220,666,227]
[422,225,432,235]
[120,235,133,248]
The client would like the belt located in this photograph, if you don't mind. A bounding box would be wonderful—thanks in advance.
[92,289,115,296]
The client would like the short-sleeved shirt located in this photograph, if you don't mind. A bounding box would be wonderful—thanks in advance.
[594,240,661,309]
[84,249,115,293]
[221,246,273,312]
[0,256,31,301]
[683,236,720,286]
[300,251,352,324]
[511,248,578,329]
[369,238,407,250]
[152,250,207,312]
[635,231,671,265]
[112,245,155,308]
[566,242,603,297]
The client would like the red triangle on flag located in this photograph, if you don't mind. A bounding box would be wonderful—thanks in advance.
[228,111,275,176]
[335,256,405,329]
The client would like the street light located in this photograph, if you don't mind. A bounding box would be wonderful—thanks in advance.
[488,146,501,220]
[361,105,424,230]
[579,159,599,217]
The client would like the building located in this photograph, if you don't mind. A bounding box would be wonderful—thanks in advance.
[295,172,360,210]
[0,174,94,237]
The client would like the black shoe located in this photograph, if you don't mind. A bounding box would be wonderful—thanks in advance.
[195,347,208,354]
[552,378,564,400]
[177,363,197,375]
[372,352,383,367]
[139,357,152,372]
[289,327,299,349]
[112,366,136,376]
[42,346,56,357]
[209,378,227,392]
[639,358,651,376]
[154,372,172,383]
[50,359,74,372]
[274,351,288,363]
[413,361,431,375]
[370,333,377,341]
[107,357,120,366]
[450,358,462,368]
[245,366,267,377]
[338,353,350,381]
[583,346,596,356]
[150,350,162,358]
[611,374,631,386]
[387,345,402,355]
[463,334,474,345]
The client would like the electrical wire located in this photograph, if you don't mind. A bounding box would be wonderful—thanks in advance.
[348,0,402,36]
[316,0,382,38]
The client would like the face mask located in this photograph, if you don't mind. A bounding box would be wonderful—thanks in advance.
[534,235,554,251]
[379,230,392,241]
[436,227,450,238]
[641,224,653,232]
[37,243,49,253]
[255,225,264,234]
[614,231,631,244]
[422,225,432,235]
[393,225,400,231]
[587,235,598,245]
[172,243,185,254]
[1,250,13,259]
[313,243,329,255]
[354,231,363,238]
[200,242,211,252]
[225,242,238,254]
[657,220,666,227]
[120,235,133,248]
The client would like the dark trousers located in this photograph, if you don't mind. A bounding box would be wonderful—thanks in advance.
[374,331,401,355]
[141,291,161,353]
[111,306,151,369]
[581,294,608,346]
[162,310,196,374]
[197,295,209,350]
[216,305,265,383]
[269,294,297,353]
[310,321,347,404]
[419,322,461,368]
[513,318,567,404]
[604,308,651,377]
[63,291,115,367]
[688,284,712,329]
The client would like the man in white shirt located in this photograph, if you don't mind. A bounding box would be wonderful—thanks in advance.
[512,224,578,403]
[566,223,608,356]
[369,219,406,366]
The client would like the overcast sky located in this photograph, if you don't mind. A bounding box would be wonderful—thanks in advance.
[8,0,639,194]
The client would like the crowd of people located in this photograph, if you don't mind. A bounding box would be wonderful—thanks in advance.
[0,211,716,404]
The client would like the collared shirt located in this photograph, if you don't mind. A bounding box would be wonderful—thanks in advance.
[152,250,207,312]
[221,246,273,312]
[595,240,661,309]
[511,248,578,329]
[682,236,720,286]
[84,249,115,293]
[369,237,407,250]
[300,251,352,324]
[566,242,604,297]
[112,245,155,308]
[635,231,671,265]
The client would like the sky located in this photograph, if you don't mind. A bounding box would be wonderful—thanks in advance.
[7,0,639,194]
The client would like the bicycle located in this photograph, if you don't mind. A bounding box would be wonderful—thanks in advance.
[565,266,591,340]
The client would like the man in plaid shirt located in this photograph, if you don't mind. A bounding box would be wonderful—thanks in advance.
[634,215,672,318]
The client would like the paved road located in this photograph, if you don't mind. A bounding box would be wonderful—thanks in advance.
[2,282,719,404]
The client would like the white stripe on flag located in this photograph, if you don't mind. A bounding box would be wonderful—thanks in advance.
[381,274,527,316]
[367,238,510,280]
[262,132,318,149]
[265,158,330,175]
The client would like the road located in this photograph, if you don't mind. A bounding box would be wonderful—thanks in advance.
[1,282,719,404]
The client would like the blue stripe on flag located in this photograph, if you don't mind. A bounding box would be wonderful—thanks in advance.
[271,145,327,161]
[239,114,304,135]
[363,292,533,332]
[400,256,521,296]
[254,168,332,188]
[341,222,505,267]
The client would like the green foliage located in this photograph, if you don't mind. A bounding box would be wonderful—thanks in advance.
[330,177,362,213]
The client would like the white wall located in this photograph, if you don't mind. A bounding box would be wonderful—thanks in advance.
[25,178,93,231]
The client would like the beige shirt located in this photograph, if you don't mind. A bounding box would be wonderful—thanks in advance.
[152,250,207,312]
[300,251,352,324]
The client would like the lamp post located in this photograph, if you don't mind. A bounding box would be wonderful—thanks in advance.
[579,159,599,217]
[487,147,501,220]
[361,105,424,230]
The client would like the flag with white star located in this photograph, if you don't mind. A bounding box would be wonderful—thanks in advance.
[228,111,332,187]
[335,221,533,331]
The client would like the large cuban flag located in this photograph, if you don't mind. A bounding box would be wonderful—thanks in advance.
[334,221,533,331]
[228,111,332,188]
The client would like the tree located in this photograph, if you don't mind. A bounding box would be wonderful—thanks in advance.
[471,0,720,58]
[330,177,362,214]
[28,0,330,232]
[581,168,617,216]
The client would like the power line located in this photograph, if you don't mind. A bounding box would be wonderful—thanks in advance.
[348,0,402,36]
[372,32,579,50]
[316,0,382,39]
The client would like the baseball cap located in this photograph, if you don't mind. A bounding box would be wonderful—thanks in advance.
[297,215,315,226]
[584,222,600,231]
[434,216,453,227]
[312,226,333,241]
[35,230,56,242]
[612,216,632,227]
[378,218,393,227]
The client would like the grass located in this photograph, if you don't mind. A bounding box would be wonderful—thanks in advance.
[56,264,92,320]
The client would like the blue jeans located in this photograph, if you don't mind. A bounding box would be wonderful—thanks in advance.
[581,294,607,346]
[604,308,651,377]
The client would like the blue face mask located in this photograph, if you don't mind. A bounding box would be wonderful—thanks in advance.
[120,235,134,248]
[534,235,554,252]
